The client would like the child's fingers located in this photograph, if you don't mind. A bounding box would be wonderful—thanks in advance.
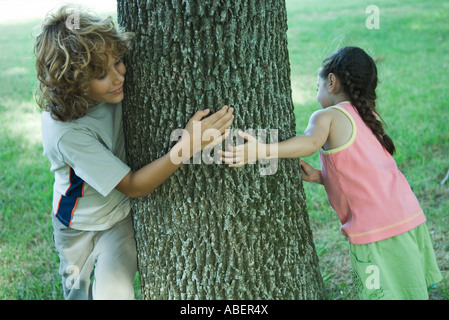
[222,128,232,142]
[206,128,232,148]
[215,113,235,134]
[218,149,245,164]
[228,162,245,168]
[218,150,237,160]
[190,109,211,122]
[222,157,243,164]
[207,107,234,131]
[226,143,235,152]
[238,130,258,143]
[218,148,232,156]
[202,105,230,125]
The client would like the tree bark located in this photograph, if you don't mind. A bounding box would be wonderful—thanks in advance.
[117,0,325,299]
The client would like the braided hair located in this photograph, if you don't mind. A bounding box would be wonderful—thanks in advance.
[319,47,396,155]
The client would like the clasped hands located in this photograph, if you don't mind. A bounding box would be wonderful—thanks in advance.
[177,105,321,184]
[178,106,267,166]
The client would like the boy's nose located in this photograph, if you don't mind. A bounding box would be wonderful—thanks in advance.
[113,69,125,84]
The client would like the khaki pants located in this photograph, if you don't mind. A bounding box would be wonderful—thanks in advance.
[52,214,137,300]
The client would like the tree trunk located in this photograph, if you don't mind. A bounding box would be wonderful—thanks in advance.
[117,0,325,300]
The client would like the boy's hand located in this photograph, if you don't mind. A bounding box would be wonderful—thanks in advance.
[219,130,267,168]
[300,160,323,184]
[182,105,234,157]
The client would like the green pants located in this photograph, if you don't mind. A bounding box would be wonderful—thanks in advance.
[349,223,442,300]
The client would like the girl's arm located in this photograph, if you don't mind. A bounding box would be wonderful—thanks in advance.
[116,106,234,198]
[220,109,331,167]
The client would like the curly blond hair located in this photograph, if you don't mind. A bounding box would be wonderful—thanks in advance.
[34,4,133,121]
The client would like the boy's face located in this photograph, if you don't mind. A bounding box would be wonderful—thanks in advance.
[89,55,126,104]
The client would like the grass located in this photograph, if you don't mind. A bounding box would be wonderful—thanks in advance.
[0,15,61,299]
[0,0,447,300]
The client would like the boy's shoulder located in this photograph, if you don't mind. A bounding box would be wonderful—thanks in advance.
[41,110,80,157]
[41,102,123,151]
[41,109,78,134]
[42,102,121,129]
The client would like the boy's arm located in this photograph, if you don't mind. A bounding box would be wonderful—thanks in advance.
[116,106,234,198]
[116,149,183,198]
[220,109,331,167]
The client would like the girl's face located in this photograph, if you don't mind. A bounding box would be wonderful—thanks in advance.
[316,72,333,109]
[89,55,126,104]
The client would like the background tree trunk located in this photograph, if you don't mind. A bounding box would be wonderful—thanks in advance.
[117,0,325,299]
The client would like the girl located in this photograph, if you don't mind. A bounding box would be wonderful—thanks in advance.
[35,5,234,299]
[220,47,442,299]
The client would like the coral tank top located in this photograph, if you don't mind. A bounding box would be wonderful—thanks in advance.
[319,102,426,244]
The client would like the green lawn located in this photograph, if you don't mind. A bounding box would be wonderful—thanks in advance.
[0,0,447,300]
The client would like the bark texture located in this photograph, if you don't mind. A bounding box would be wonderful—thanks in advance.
[117,0,325,299]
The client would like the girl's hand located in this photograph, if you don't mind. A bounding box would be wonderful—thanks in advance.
[219,130,267,168]
[300,160,323,184]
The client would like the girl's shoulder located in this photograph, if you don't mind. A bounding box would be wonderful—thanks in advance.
[309,107,334,122]
[311,104,352,126]
[320,104,355,152]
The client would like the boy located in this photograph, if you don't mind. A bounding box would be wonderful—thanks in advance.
[35,5,234,299]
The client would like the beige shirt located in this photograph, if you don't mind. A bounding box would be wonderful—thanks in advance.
[41,102,131,230]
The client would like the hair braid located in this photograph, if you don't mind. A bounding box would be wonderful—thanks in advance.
[320,47,396,155]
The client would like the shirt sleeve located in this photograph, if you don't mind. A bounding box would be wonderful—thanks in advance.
[57,128,131,197]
